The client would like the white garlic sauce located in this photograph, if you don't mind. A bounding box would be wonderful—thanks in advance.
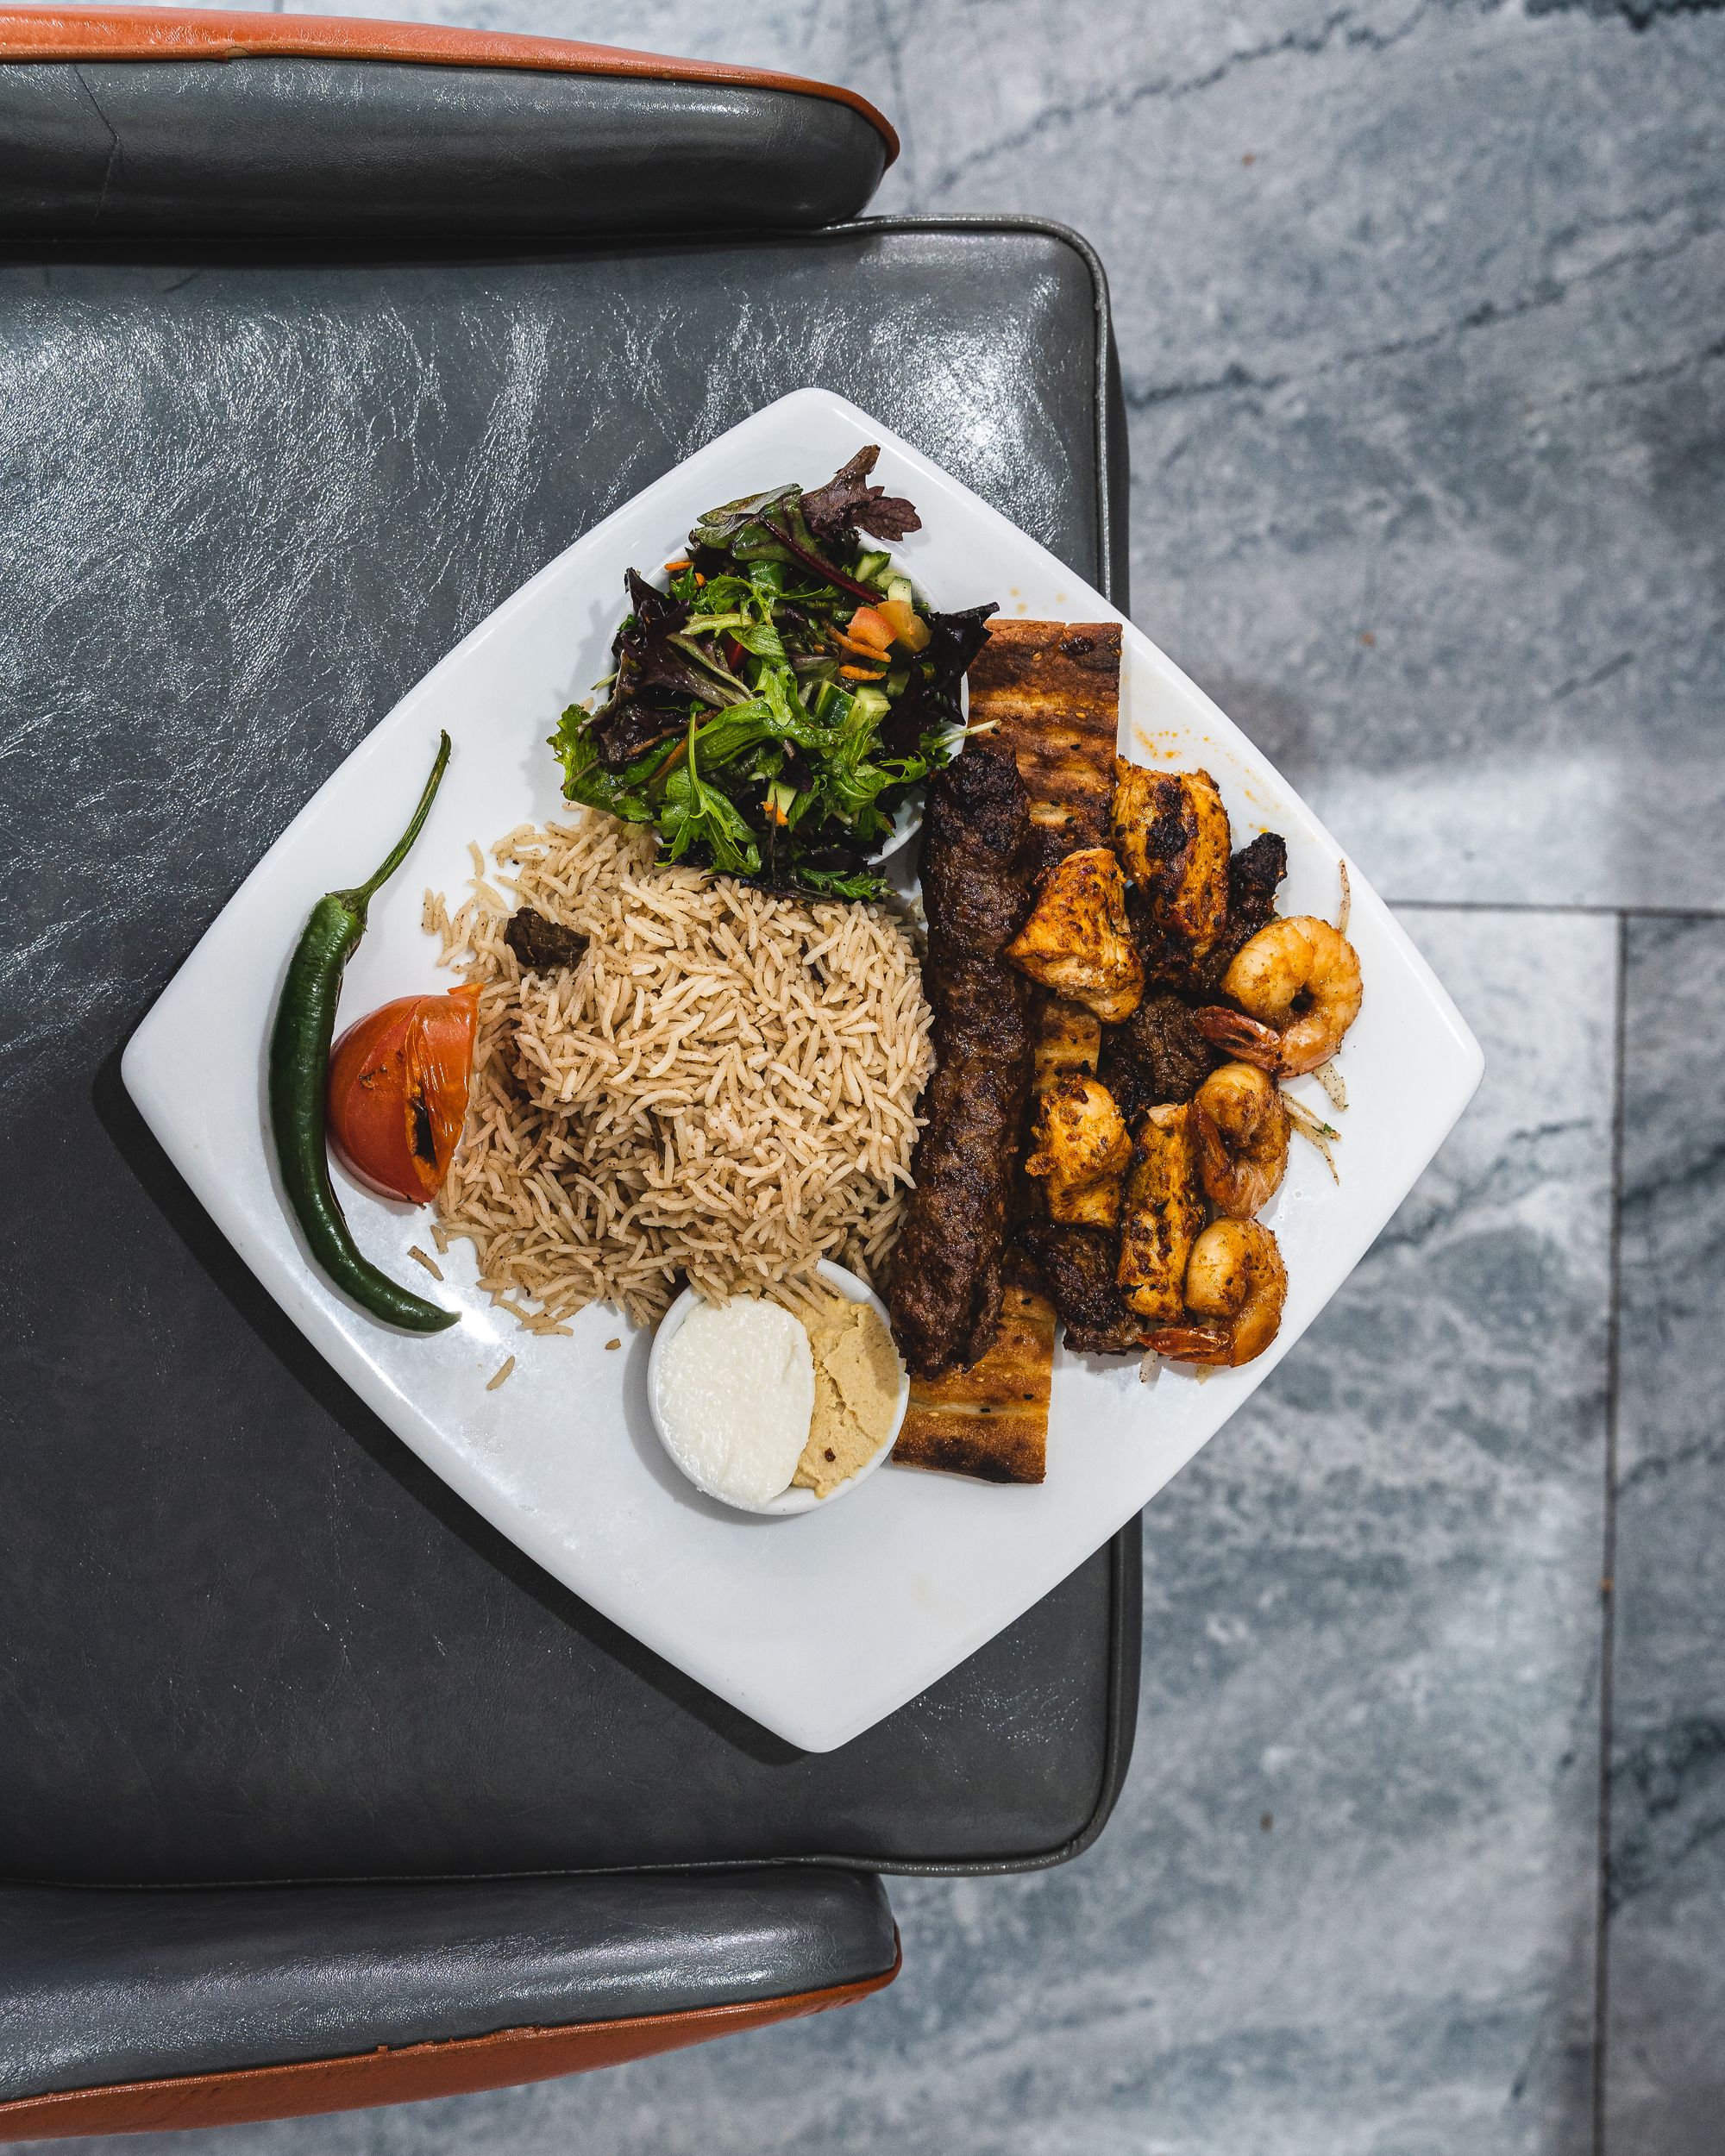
[654,1298,814,1506]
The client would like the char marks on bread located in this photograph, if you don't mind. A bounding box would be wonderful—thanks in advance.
[965,619,1123,880]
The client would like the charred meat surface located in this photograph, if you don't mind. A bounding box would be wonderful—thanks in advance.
[1024,1223,1148,1357]
[1006,846,1145,1022]
[1117,1102,1207,1323]
[1099,992,1218,1125]
[504,911,589,973]
[890,747,1037,1377]
[919,743,1038,960]
[1113,763,1232,973]
[1219,830,1289,968]
[891,1051,1029,1370]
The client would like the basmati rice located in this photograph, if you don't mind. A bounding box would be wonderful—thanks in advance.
[434,813,933,1331]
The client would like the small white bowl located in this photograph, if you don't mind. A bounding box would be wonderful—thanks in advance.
[647,1260,909,1516]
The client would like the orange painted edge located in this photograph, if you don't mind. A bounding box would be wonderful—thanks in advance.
[0,1937,900,2139]
[0,4,900,164]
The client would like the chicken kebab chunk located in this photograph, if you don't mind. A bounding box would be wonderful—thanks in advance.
[1113,764,1232,985]
[1004,845,1144,1022]
[1116,1101,1208,1325]
[1033,993,1103,1084]
[1025,1075,1132,1227]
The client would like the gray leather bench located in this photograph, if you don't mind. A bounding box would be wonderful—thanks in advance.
[0,9,1137,2133]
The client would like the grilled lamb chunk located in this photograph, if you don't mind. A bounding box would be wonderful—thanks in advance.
[1022,1224,1146,1357]
[1099,992,1217,1126]
[1219,830,1289,965]
[504,910,588,973]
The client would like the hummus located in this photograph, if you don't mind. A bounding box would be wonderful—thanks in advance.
[794,1294,903,1499]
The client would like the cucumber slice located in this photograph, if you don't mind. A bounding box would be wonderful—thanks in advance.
[808,680,855,729]
[855,549,892,588]
[886,576,915,607]
[850,687,891,727]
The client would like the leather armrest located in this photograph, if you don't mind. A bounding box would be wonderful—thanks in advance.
[0,5,894,238]
[0,1869,898,2123]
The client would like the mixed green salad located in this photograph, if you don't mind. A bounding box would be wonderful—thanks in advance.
[551,448,995,901]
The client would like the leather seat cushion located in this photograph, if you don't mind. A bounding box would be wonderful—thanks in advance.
[0,58,889,238]
[0,1871,897,2103]
[0,222,1134,1884]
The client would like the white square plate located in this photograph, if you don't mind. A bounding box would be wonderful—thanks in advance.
[123,387,1483,1752]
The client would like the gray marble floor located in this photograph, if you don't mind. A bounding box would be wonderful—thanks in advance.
[1606,919,1725,2156]
[52,2,1722,2151]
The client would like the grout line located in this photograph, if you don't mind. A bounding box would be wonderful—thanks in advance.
[1391,898,1725,921]
[1592,909,1629,2156]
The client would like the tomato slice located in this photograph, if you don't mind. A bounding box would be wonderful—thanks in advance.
[327,986,480,1204]
[845,605,896,655]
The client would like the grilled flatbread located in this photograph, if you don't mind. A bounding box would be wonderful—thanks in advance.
[894,620,1122,1485]
[893,1278,1057,1484]
[967,619,1123,872]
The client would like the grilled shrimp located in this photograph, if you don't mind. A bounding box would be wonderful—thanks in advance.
[1194,1062,1289,1218]
[1195,917,1361,1076]
[1116,1102,1206,1322]
[1142,1218,1288,1368]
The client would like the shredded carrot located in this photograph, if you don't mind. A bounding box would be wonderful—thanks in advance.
[839,664,887,680]
[830,630,889,659]
[662,558,691,572]
[693,573,706,586]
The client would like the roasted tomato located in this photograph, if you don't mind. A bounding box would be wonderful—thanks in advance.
[326,986,480,1204]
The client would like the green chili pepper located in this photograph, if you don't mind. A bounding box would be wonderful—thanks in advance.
[268,732,458,1332]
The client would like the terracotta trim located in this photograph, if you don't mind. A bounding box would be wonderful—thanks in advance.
[0,1938,900,2139]
[0,4,899,164]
